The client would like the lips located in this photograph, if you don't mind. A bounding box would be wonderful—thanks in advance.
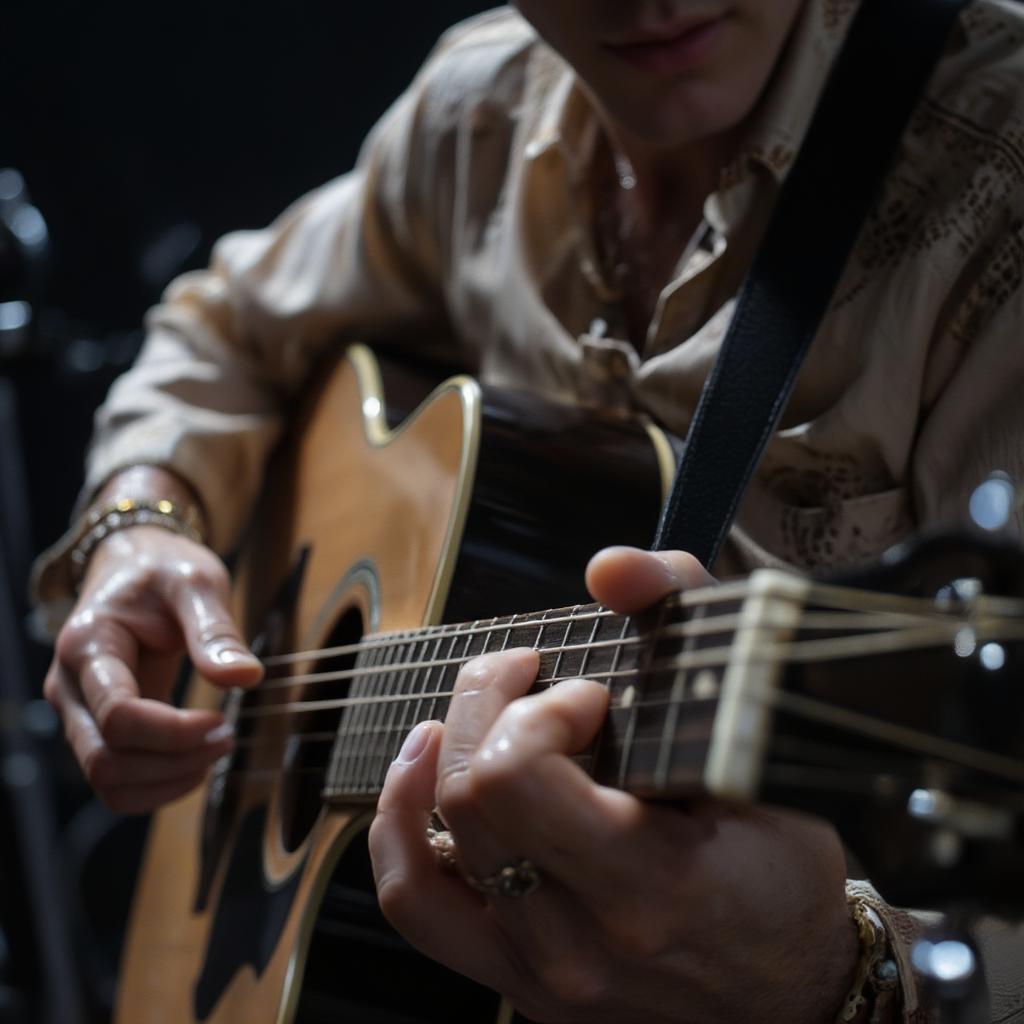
[602,13,729,74]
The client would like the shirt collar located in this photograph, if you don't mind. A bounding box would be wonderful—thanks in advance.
[720,0,862,189]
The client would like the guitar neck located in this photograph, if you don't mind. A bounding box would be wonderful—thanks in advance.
[301,573,1024,810]
[316,584,748,803]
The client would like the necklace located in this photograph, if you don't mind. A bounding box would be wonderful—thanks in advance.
[591,146,702,348]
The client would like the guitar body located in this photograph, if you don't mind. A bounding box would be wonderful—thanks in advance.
[116,345,672,1024]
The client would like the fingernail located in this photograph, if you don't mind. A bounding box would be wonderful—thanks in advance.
[204,722,235,745]
[395,722,431,765]
[209,645,259,667]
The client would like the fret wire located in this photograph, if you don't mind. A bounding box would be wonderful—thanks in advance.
[588,611,632,780]
[395,632,423,765]
[377,633,408,787]
[428,626,458,724]
[354,634,382,793]
[571,605,604,773]
[655,601,706,791]
[500,613,517,657]
[551,606,576,686]
[452,619,479,721]
[348,638,372,790]
[579,605,599,680]
[360,633,394,793]
[332,641,361,791]
[390,637,415,764]
[358,637,387,791]
[534,613,547,656]
[618,602,668,790]
[403,633,433,761]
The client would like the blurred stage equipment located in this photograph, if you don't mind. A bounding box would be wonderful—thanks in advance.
[0,379,86,1024]
[0,168,49,360]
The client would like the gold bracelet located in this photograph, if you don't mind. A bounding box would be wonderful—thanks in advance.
[837,887,901,1023]
[69,497,205,587]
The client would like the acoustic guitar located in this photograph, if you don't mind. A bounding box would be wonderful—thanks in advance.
[115,344,1024,1024]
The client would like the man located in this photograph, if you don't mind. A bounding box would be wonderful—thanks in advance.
[33,0,1024,1020]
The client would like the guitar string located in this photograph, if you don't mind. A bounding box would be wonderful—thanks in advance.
[221,669,1024,788]
[250,607,992,696]
[234,618,1024,720]
[233,625,1024,765]
[258,586,1024,670]
[256,586,996,676]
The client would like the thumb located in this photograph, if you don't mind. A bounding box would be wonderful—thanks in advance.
[371,720,447,899]
[585,545,715,614]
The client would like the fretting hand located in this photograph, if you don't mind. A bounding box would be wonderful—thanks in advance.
[370,546,860,1024]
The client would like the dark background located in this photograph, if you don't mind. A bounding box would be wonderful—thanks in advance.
[0,2,493,1021]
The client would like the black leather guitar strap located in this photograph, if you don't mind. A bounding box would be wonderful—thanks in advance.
[653,0,971,567]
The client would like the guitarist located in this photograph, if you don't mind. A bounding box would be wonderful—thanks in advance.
[32,0,1024,1021]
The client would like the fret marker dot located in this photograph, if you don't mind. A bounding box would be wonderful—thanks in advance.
[621,685,636,708]
[692,671,719,700]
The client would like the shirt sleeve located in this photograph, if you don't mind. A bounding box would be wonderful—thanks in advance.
[30,20,487,621]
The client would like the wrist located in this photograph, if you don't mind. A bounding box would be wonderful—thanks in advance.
[70,467,207,588]
[94,464,203,512]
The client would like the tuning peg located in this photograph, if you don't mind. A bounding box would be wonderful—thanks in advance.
[968,472,1018,534]
[911,925,989,1024]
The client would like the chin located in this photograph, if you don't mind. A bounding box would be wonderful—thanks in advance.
[605,88,750,149]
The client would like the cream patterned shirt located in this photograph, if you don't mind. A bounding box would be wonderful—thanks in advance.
[33,2,1024,1018]
[38,2,1024,580]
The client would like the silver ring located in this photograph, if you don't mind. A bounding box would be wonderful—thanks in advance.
[465,858,542,899]
[426,810,458,870]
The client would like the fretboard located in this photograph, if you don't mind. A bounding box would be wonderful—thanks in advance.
[319,592,737,802]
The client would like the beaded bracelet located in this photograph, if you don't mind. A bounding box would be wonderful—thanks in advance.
[69,496,205,587]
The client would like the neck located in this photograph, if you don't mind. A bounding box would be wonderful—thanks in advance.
[599,119,745,231]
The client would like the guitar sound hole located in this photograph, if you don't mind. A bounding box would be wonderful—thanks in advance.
[295,828,505,1024]
[280,606,364,853]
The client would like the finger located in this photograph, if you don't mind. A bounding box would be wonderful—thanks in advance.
[470,678,709,892]
[435,649,539,876]
[101,764,215,816]
[585,546,714,613]
[72,726,228,790]
[162,567,263,688]
[49,660,229,760]
[78,650,226,752]
[375,721,618,1022]
[53,674,231,803]
[56,599,225,755]
[135,648,188,703]
[371,722,514,992]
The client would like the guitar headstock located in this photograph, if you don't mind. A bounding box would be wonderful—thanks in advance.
[760,531,1024,914]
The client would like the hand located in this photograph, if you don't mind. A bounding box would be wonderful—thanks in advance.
[370,547,859,1024]
[44,478,262,814]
